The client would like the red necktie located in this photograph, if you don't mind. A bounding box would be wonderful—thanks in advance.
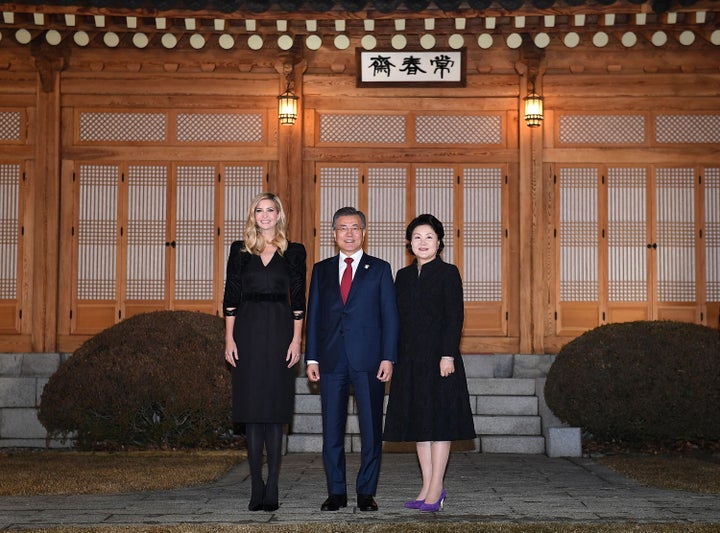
[340,257,353,304]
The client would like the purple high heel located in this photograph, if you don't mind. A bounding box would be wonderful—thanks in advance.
[404,498,425,509]
[419,488,446,513]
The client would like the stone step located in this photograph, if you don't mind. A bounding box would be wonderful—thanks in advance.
[474,415,541,435]
[474,395,538,416]
[291,373,544,453]
[480,435,546,454]
[466,377,537,396]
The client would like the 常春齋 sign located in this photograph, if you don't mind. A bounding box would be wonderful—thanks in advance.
[357,49,466,87]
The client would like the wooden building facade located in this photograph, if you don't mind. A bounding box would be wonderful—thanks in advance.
[0,1,719,356]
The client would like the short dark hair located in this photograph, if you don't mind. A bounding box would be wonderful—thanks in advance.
[332,207,367,230]
[405,213,445,255]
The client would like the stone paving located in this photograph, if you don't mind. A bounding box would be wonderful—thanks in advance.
[1,452,720,529]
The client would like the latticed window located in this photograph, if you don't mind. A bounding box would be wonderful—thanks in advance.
[0,163,21,301]
[315,111,509,335]
[316,163,508,335]
[77,164,119,301]
[607,167,647,303]
[558,167,599,304]
[555,164,713,333]
[0,162,22,335]
[71,161,264,332]
[706,168,720,303]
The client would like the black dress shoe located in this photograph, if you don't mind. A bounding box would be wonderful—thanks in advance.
[321,494,347,511]
[357,493,378,512]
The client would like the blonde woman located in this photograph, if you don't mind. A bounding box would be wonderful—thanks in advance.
[223,192,306,512]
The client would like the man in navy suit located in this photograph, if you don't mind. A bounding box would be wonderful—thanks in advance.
[305,206,399,512]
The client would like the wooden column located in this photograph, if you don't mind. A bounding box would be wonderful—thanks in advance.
[517,64,533,354]
[31,43,65,352]
[529,77,546,355]
[517,43,546,354]
[275,46,306,243]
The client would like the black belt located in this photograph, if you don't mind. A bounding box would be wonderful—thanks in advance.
[241,293,287,302]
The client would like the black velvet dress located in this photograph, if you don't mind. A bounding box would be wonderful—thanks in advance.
[223,241,306,424]
[383,257,476,442]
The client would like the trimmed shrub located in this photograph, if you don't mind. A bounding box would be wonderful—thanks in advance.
[38,311,231,450]
[544,320,720,442]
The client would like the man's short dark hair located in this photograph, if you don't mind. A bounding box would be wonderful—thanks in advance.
[332,207,367,230]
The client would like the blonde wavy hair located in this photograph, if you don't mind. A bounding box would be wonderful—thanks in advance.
[243,192,288,255]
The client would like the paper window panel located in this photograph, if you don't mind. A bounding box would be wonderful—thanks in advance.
[223,165,264,270]
[463,168,503,302]
[79,112,167,143]
[558,115,645,145]
[415,167,454,263]
[415,115,502,145]
[319,114,406,144]
[176,113,263,143]
[318,167,359,260]
[656,115,720,144]
[126,165,168,301]
[0,164,20,299]
[607,167,647,302]
[706,168,720,301]
[656,168,696,302]
[0,111,21,141]
[175,165,215,300]
[367,167,407,276]
[77,165,119,300]
[559,168,598,301]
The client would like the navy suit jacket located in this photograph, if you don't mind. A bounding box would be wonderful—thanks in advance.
[306,253,399,373]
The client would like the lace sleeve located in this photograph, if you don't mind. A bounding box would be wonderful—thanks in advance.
[222,241,249,317]
[286,242,307,319]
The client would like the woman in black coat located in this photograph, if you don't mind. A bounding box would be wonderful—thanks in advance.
[383,214,475,513]
[223,192,306,512]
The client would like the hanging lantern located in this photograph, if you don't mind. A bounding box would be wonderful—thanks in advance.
[278,87,299,126]
[524,84,544,128]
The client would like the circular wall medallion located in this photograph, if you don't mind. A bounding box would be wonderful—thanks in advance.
[218,34,234,50]
[73,31,89,47]
[306,34,322,50]
[534,32,551,48]
[361,34,377,50]
[334,34,350,50]
[477,33,493,49]
[711,29,720,46]
[15,29,32,45]
[448,33,464,49]
[278,34,294,50]
[592,31,609,48]
[621,31,637,48]
[679,30,695,46]
[161,33,177,49]
[651,31,668,47]
[132,32,149,49]
[46,29,62,46]
[189,33,205,50]
[563,32,580,48]
[391,34,407,50]
[506,33,523,49]
[420,33,435,50]
[103,32,120,48]
[247,34,263,50]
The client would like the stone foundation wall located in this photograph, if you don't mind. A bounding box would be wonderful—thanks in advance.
[0,353,578,456]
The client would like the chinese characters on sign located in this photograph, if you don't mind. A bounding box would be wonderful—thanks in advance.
[357,49,466,87]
